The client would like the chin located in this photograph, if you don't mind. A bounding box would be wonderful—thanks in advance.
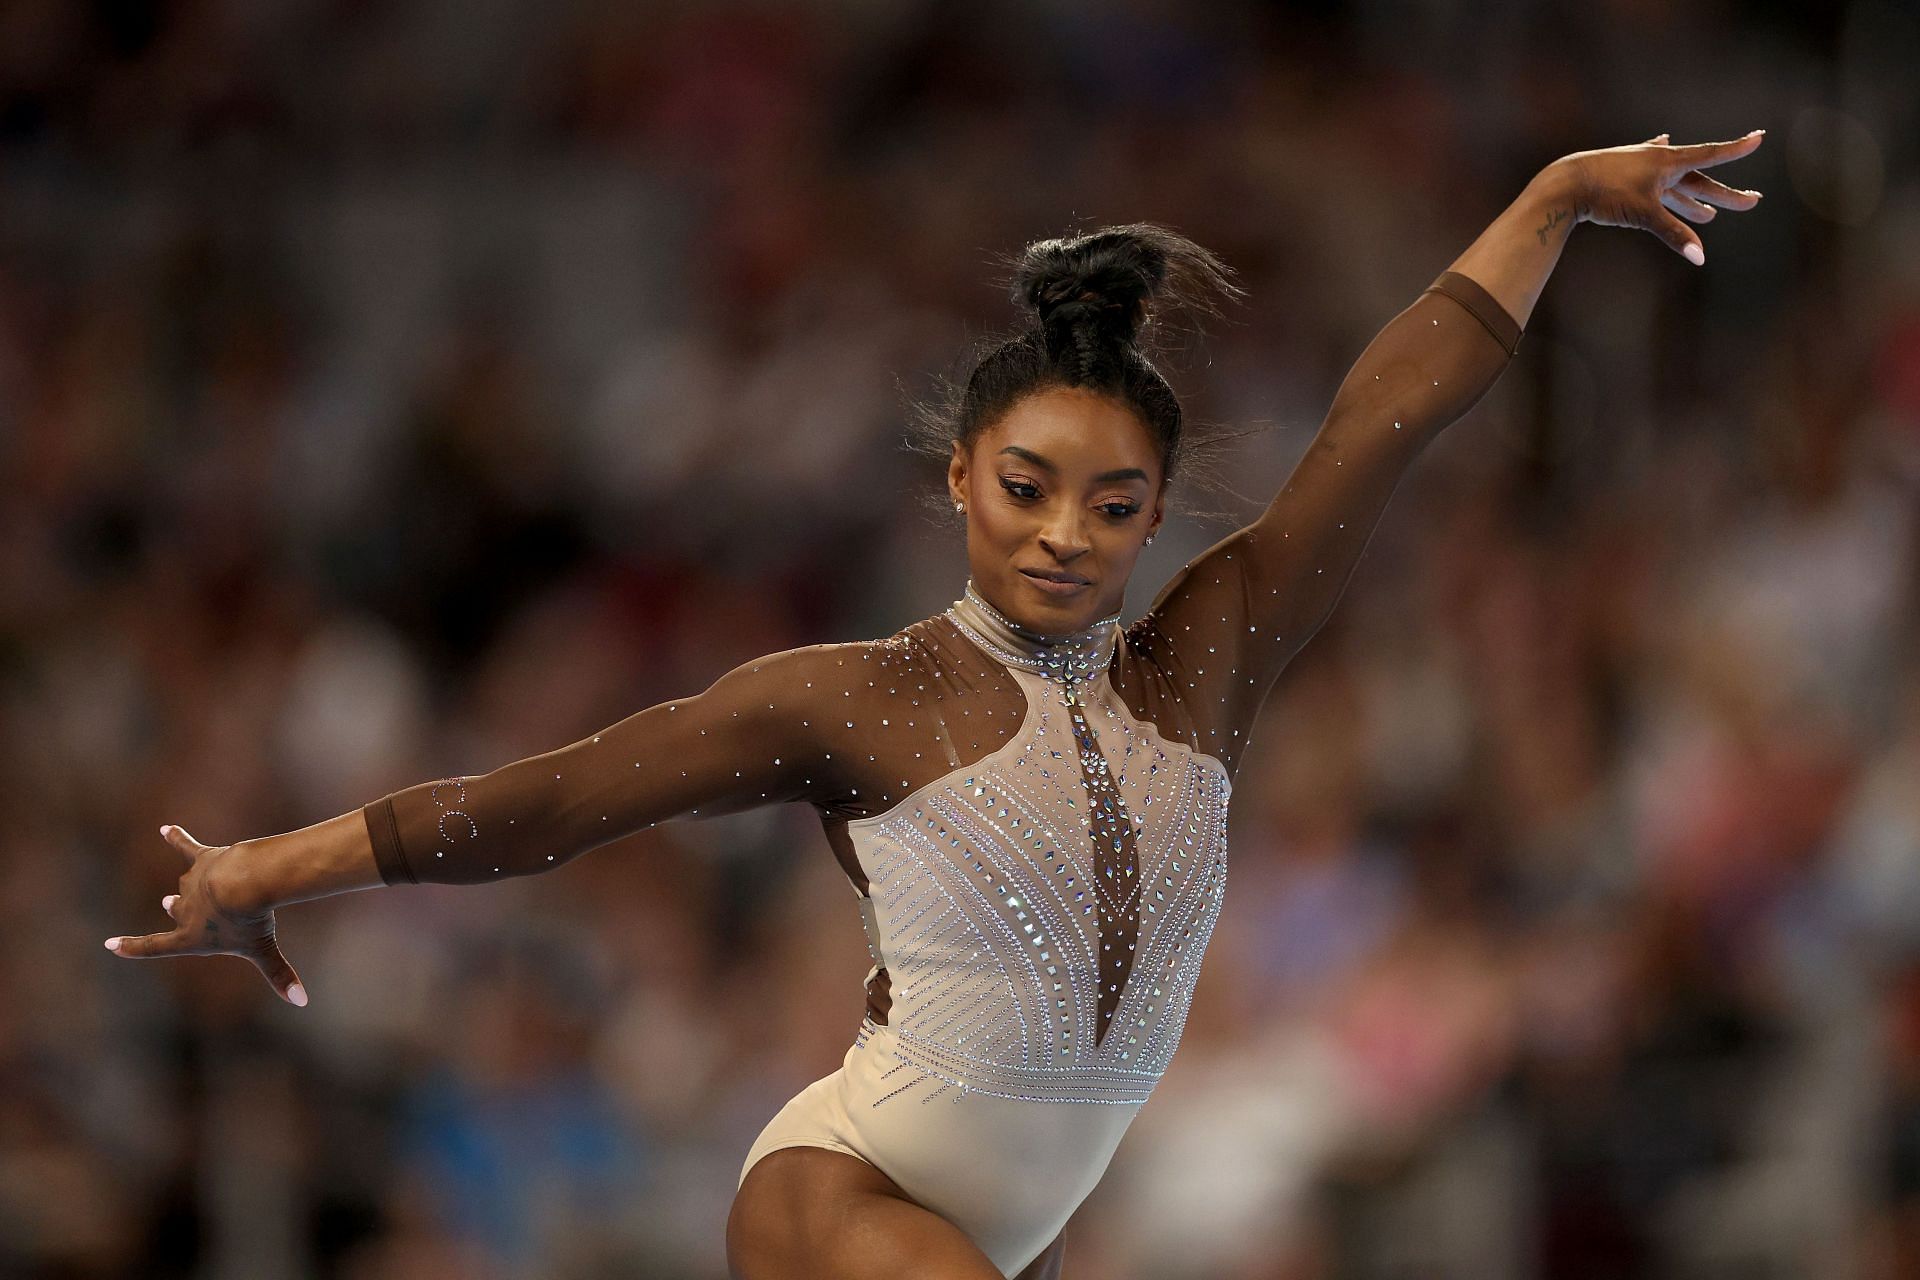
[1011,573,1110,628]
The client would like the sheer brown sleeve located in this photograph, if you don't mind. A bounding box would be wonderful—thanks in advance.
[1130,269,1523,776]
[360,643,851,885]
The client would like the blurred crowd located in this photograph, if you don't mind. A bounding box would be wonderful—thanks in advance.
[2,1,1918,1277]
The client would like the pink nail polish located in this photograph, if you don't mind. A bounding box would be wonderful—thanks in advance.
[105,938,122,951]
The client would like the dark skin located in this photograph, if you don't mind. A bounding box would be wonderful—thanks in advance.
[946,385,1168,635]
[108,131,1765,1278]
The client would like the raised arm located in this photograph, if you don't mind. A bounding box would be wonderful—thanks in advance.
[1133,131,1765,775]
[106,643,853,1002]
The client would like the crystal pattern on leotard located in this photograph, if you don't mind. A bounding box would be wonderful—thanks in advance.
[946,584,1142,1047]
[847,582,1232,1105]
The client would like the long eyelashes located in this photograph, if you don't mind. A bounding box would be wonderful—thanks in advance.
[998,477,1139,520]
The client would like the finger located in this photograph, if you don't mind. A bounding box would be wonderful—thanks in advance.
[160,824,207,863]
[250,939,309,1007]
[106,929,196,958]
[1661,187,1717,224]
[1675,170,1762,210]
[1671,130,1764,171]
[1651,208,1707,265]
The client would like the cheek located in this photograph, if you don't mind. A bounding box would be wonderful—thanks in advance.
[970,496,1025,540]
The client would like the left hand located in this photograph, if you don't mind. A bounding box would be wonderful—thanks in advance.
[1557,130,1766,265]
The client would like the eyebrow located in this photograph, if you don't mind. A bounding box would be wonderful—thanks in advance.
[997,445,1150,484]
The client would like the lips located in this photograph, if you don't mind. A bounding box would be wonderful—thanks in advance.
[1020,568,1090,586]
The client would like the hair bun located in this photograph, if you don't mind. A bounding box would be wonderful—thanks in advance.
[907,222,1245,502]
[1016,226,1162,348]
[1009,223,1242,372]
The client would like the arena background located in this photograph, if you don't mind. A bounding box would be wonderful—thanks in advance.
[5,1,1919,1276]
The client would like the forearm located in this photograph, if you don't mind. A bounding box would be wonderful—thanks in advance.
[226,810,386,912]
[1445,158,1581,332]
[1158,198,1538,734]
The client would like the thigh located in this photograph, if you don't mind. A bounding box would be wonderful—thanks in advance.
[728,1145,1005,1280]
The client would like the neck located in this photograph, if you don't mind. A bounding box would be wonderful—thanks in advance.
[946,579,1120,682]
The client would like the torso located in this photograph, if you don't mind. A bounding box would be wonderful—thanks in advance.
[735,589,1235,1273]
[814,590,1231,1080]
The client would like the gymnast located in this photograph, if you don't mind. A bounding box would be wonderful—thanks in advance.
[108,129,1764,1278]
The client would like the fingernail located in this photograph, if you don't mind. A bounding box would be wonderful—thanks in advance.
[105,937,123,951]
[159,824,171,838]
[1747,128,1765,137]
[163,895,178,911]
[288,984,308,1007]
[1684,243,1705,266]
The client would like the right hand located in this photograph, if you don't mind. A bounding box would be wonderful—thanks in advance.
[104,825,308,1006]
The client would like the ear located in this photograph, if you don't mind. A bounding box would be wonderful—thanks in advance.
[1146,488,1166,539]
[948,439,969,506]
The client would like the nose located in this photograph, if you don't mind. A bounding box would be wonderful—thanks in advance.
[1037,509,1091,562]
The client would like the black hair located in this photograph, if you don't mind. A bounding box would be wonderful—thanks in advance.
[906,221,1252,518]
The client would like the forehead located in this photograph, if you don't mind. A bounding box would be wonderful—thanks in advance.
[977,386,1159,475]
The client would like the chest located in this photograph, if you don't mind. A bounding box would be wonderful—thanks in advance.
[840,667,1230,1077]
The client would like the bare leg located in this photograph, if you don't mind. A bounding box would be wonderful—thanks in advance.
[729,1146,1006,1280]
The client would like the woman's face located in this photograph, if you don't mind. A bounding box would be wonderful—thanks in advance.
[948,385,1166,634]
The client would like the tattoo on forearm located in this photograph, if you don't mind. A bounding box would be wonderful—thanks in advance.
[1534,206,1575,244]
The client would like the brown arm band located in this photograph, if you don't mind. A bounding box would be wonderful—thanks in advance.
[1424,269,1524,357]
[361,798,416,886]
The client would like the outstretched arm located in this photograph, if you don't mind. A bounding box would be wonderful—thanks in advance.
[358,643,846,886]
[106,643,852,1001]
[1134,131,1765,775]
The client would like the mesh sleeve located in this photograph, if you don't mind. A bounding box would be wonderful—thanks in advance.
[360,643,851,885]
[1129,269,1522,776]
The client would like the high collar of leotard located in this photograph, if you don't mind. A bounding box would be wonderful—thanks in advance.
[945,579,1121,682]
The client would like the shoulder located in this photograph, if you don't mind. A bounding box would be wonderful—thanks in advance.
[701,637,871,700]
[700,617,952,707]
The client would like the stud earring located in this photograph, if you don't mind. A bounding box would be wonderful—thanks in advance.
[955,500,966,513]
[1144,532,1156,545]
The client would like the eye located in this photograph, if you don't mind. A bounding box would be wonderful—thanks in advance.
[1000,478,1041,501]
[1099,502,1141,519]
